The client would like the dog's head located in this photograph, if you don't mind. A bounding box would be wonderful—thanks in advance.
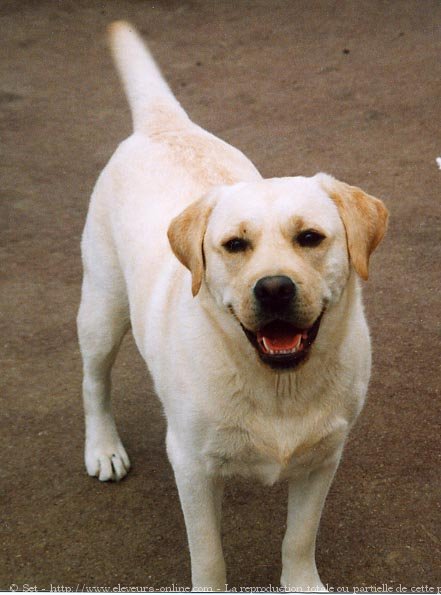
[168,174,388,370]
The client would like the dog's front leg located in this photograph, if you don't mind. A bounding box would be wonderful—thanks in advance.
[281,456,341,592]
[168,438,226,590]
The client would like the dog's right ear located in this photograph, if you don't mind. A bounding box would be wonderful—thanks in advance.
[167,194,216,297]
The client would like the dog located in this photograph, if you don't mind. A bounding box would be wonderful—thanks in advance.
[77,21,388,592]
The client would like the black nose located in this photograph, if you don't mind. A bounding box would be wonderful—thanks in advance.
[254,275,296,309]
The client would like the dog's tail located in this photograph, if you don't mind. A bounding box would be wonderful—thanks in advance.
[108,21,188,134]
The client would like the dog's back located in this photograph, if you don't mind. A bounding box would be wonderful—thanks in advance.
[83,22,260,288]
[108,21,259,187]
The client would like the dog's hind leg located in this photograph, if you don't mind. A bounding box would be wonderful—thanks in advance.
[77,236,131,481]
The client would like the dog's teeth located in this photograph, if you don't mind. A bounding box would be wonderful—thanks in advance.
[269,347,298,355]
[261,336,302,356]
[262,337,271,352]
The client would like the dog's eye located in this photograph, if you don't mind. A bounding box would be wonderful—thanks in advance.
[296,230,326,247]
[223,237,249,253]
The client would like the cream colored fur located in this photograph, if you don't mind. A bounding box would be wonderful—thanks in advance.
[77,21,388,592]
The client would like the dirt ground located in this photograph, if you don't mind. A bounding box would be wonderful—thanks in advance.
[1,0,440,592]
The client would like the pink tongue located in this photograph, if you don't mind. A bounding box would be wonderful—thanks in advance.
[258,321,302,350]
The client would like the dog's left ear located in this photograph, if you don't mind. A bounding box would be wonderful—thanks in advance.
[318,174,389,280]
[167,194,216,296]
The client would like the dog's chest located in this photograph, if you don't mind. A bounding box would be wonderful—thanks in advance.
[203,408,348,485]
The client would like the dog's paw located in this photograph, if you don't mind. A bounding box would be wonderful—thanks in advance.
[85,437,131,482]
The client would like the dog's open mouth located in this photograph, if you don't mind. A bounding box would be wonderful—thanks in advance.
[241,314,323,369]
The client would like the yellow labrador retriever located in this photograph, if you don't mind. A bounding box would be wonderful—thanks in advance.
[77,22,388,592]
